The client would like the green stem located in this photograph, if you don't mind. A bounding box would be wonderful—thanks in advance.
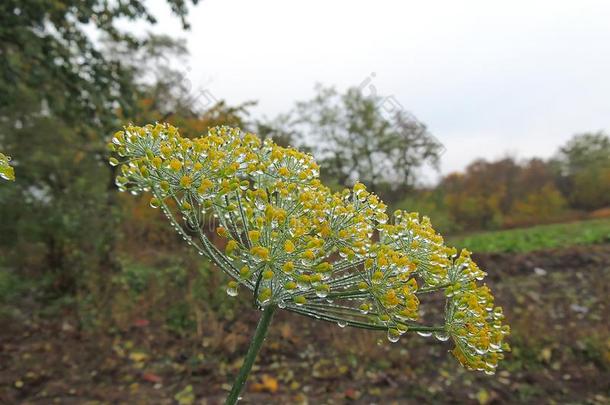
[225,306,276,405]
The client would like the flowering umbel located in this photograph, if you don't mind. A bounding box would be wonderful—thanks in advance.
[0,153,15,182]
[109,123,509,374]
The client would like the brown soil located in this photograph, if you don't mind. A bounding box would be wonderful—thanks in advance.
[1,245,609,404]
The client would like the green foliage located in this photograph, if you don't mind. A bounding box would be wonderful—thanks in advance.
[0,269,22,304]
[96,255,240,334]
[449,218,610,253]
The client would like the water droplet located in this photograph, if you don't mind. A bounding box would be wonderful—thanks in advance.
[226,286,238,297]
[433,331,450,342]
[337,320,347,328]
[387,329,400,343]
[416,331,432,338]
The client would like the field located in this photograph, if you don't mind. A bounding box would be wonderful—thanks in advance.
[1,223,609,404]
[450,218,610,253]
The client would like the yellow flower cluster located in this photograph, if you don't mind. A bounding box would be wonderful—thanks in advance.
[109,123,509,373]
[447,283,510,373]
[0,153,15,182]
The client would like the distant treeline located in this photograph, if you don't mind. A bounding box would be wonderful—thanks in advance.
[394,132,610,234]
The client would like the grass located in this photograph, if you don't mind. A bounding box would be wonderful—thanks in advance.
[449,218,610,253]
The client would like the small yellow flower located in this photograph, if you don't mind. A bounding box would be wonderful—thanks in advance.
[180,175,192,188]
[198,178,214,194]
[169,158,182,171]
[248,230,261,243]
[284,240,295,253]
[240,266,251,278]
[225,240,239,256]
[282,261,294,273]
[251,246,270,261]
[301,250,315,261]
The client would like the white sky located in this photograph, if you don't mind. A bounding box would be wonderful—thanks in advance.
[136,0,610,180]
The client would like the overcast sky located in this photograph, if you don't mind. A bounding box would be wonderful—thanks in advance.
[135,0,610,180]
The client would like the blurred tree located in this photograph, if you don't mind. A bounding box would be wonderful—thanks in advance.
[508,184,567,227]
[281,85,443,194]
[0,0,196,127]
[441,158,518,230]
[440,157,569,230]
[552,132,610,210]
[0,1,197,294]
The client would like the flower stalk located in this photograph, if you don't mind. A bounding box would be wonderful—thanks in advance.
[225,306,276,405]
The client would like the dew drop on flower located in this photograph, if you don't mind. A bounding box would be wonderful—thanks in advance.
[433,331,450,341]
[226,281,239,297]
[387,329,400,343]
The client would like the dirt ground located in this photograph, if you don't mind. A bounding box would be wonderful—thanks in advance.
[1,245,609,404]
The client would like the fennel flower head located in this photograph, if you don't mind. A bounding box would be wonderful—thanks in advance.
[109,123,510,374]
[0,153,15,181]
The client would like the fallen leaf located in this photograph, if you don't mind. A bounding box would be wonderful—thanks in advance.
[133,319,150,327]
[251,374,279,393]
[142,373,162,383]
[175,385,195,405]
[476,389,490,405]
[539,347,552,363]
[129,351,148,362]
[344,388,360,400]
